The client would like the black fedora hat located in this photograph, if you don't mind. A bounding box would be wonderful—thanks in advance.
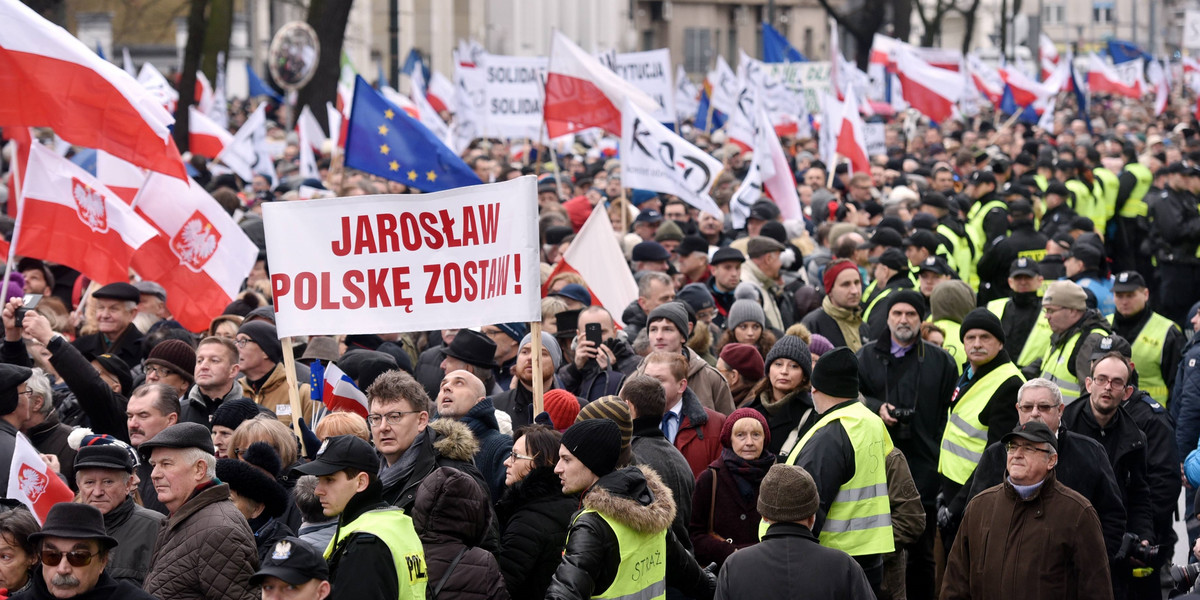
[440,329,498,370]
[29,503,118,548]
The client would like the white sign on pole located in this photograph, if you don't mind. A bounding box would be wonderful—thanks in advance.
[1186,11,1200,50]
[599,49,675,124]
[479,54,549,140]
[262,177,541,337]
[759,61,833,115]
[864,123,886,157]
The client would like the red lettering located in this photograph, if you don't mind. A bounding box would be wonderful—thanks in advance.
[399,213,422,251]
[377,214,399,252]
[439,209,461,248]
[320,272,340,309]
[444,262,462,302]
[332,217,352,256]
[343,271,365,309]
[478,261,490,300]
[461,206,480,247]
[513,253,521,294]
[497,256,509,295]
[481,203,500,244]
[295,272,317,310]
[366,269,392,308]
[271,274,291,307]
[420,212,443,249]
[462,261,478,301]
[424,264,443,304]
[391,267,412,309]
[354,215,377,255]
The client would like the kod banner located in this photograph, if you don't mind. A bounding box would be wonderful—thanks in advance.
[263,176,541,337]
[479,54,548,140]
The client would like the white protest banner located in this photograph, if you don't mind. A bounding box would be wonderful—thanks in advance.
[263,177,541,338]
[453,61,487,153]
[759,61,832,115]
[620,99,724,218]
[864,123,886,157]
[479,54,548,140]
[599,48,675,123]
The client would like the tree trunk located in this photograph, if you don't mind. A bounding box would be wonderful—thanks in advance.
[958,0,984,56]
[296,0,355,132]
[892,0,912,43]
[173,0,209,152]
[999,0,1009,61]
[200,0,232,82]
[814,0,886,70]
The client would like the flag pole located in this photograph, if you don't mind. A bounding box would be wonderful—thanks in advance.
[548,142,567,201]
[280,336,305,438]
[530,322,544,416]
[129,171,155,210]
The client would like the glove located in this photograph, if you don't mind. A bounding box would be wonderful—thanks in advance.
[296,417,321,461]
[936,492,953,530]
[698,563,718,599]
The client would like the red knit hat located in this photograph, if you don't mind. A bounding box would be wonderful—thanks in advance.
[562,196,593,231]
[720,407,771,449]
[718,343,764,383]
[542,389,580,432]
[823,259,859,295]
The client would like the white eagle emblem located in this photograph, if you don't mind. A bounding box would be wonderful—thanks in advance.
[271,540,292,561]
[17,464,48,502]
[170,211,221,272]
[71,178,108,233]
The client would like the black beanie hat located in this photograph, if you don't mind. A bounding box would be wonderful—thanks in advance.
[238,321,283,364]
[886,290,928,322]
[0,364,32,415]
[810,347,859,399]
[763,335,813,379]
[211,398,261,431]
[959,307,1006,343]
[561,419,622,478]
[216,455,289,518]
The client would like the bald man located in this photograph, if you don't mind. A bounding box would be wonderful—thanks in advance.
[436,370,513,500]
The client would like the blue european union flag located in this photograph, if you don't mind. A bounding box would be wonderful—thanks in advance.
[694,87,726,132]
[1106,40,1149,64]
[344,75,482,193]
[1000,85,1038,124]
[246,64,283,102]
[762,22,807,63]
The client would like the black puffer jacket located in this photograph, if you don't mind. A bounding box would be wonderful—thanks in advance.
[412,468,509,600]
[545,466,715,600]
[1062,400,1155,541]
[495,466,576,600]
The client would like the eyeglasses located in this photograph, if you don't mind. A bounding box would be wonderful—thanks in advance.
[144,365,173,378]
[508,450,536,462]
[234,338,253,348]
[16,390,34,399]
[41,549,100,567]
[1016,403,1060,413]
[1004,442,1053,455]
[1042,306,1065,316]
[1091,376,1128,389]
[366,411,422,427]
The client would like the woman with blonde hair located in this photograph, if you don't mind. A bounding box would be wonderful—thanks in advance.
[230,416,304,531]
[313,410,370,442]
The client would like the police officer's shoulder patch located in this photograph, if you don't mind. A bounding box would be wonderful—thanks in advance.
[1139,393,1165,413]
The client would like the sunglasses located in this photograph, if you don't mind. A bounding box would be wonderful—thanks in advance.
[41,549,100,567]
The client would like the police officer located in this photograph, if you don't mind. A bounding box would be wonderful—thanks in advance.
[976,199,1048,304]
[987,258,1052,368]
[919,192,974,284]
[1058,159,1100,235]
[964,170,1007,267]
[1063,241,1115,317]
[1148,163,1200,325]
[295,435,429,600]
[1030,281,1112,404]
[862,248,916,341]
[1111,146,1155,279]
[788,348,894,597]
[1108,271,1183,407]
[250,537,331,600]
[1040,182,1078,241]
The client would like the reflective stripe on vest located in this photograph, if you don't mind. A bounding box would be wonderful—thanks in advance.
[1033,174,1048,192]
[938,361,1025,484]
[326,508,428,599]
[934,319,966,375]
[1120,163,1153,218]
[787,402,895,556]
[966,200,1007,272]
[1093,167,1120,231]
[986,298,1053,367]
[570,509,667,600]
[1039,326,1109,404]
[862,285,897,322]
[938,223,974,283]
[1064,180,1096,232]
[1109,311,1178,405]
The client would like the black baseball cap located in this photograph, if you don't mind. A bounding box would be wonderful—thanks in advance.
[294,435,380,476]
[1045,181,1071,197]
[634,209,663,225]
[903,230,940,253]
[1090,335,1133,361]
[862,227,904,250]
[917,256,953,276]
[1002,420,1058,452]
[1009,257,1040,278]
[1066,243,1102,268]
[920,192,951,211]
[1003,185,1033,201]
[250,537,330,586]
[870,248,908,271]
[967,170,996,186]
[1112,271,1147,292]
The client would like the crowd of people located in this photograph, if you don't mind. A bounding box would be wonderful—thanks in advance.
[5,56,1200,600]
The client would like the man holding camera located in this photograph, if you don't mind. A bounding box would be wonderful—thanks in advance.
[857,290,958,600]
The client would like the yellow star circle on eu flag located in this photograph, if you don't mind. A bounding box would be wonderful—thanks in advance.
[426,171,437,182]
[389,161,399,171]
[384,109,395,119]
[378,124,389,135]
[380,144,390,155]
[407,170,418,181]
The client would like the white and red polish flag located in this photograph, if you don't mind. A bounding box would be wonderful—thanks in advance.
[0,0,187,180]
[544,31,660,138]
[1087,53,1141,99]
[837,86,871,175]
[543,204,638,328]
[96,149,147,204]
[895,49,965,124]
[130,172,258,332]
[188,106,234,160]
[8,433,73,525]
[426,71,456,114]
[311,362,369,417]
[17,142,157,285]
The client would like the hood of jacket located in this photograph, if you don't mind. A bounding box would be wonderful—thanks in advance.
[429,418,479,463]
[930,279,976,323]
[411,467,491,546]
[622,300,648,330]
[583,464,675,534]
[1053,308,1111,345]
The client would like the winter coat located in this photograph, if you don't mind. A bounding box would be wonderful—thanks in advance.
[745,387,818,462]
[1121,389,1181,548]
[739,260,797,330]
[25,410,76,487]
[857,337,958,505]
[297,521,337,554]
[1024,308,1112,383]
[545,466,715,600]
[937,351,1025,501]
[1150,186,1200,266]
[993,293,1044,363]
[942,471,1113,600]
[412,468,509,600]
[621,300,650,343]
[1111,307,1185,404]
[557,337,640,402]
[1174,334,1200,461]
[143,483,259,600]
[455,397,514,502]
[630,417,695,551]
[12,572,157,600]
[381,419,487,513]
[801,303,870,351]
[494,466,576,600]
[689,451,771,567]
[251,517,294,566]
[72,325,143,375]
[490,378,576,430]
[715,522,874,600]
[953,431,1127,560]
[975,220,1047,303]
[104,496,165,586]
[634,347,734,415]
[1040,202,1078,240]
[1062,400,1155,541]
[670,387,726,477]
[180,381,245,426]
[238,363,314,428]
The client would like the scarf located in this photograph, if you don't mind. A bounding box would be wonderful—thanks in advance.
[720,447,777,500]
[822,295,863,351]
[743,260,785,330]
[380,429,428,490]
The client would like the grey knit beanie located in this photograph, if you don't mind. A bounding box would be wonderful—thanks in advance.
[763,335,812,379]
[758,464,820,523]
[647,302,690,338]
[726,299,766,332]
[519,332,563,371]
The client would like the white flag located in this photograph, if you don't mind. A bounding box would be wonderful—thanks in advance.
[1038,97,1056,133]
[217,103,276,186]
[675,65,699,122]
[620,99,724,218]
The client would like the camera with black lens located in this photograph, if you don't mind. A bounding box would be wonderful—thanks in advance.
[888,406,916,440]
[1115,532,1160,566]
[1161,562,1200,596]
